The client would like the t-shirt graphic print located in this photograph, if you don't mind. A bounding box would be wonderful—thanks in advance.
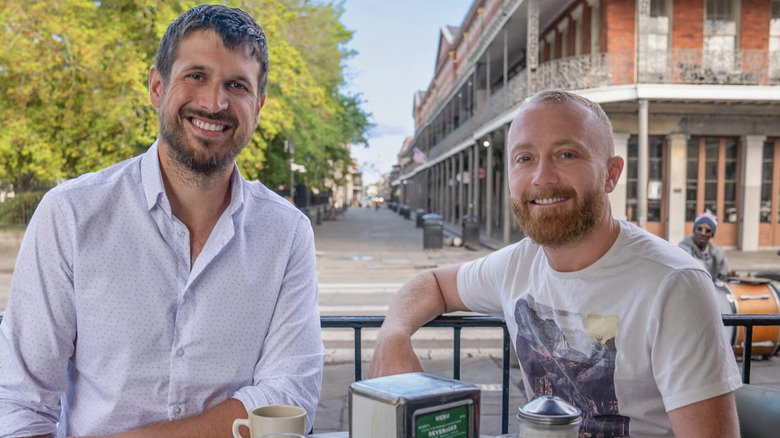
[514,295,630,438]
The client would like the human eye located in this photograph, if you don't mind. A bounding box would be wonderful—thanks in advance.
[513,153,531,164]
[229,81,249,92]
[561,151,575,159]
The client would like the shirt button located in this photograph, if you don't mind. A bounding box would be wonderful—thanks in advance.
[176,348,185,357]
[178,231,186,238]
[174,406,183,415]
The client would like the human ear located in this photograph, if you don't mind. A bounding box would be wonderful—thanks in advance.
[604,156,624,193]
[149,67,163,110]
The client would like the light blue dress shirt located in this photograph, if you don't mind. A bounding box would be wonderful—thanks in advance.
[0,142,325,437]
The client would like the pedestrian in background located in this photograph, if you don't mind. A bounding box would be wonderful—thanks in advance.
[679,210,733,282]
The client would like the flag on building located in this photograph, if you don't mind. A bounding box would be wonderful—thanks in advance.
[412,147,426,164]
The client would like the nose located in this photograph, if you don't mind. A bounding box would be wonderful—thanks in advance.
[531,155,559,187]
[198,82,229,113]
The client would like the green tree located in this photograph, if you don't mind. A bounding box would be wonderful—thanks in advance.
[0,0,370,195]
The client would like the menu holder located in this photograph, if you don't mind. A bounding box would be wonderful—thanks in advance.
[349,372,480,438]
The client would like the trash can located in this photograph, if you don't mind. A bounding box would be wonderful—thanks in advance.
[422,213,444,250]
[461,214,480,249]
[415,209,426,228]
[399,204,411,219]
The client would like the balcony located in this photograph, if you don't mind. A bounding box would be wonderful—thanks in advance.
[641,49,780,86]
[401,48,780,176]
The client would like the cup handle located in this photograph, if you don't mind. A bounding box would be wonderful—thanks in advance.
[232,418,250,438]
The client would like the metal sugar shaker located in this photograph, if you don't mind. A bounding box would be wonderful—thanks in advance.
[516,395,582,438]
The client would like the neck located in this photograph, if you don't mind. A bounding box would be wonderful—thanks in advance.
[542,214,621,272]
[157,142,233,265]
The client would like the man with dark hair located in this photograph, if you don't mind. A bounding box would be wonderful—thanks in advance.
[0,5,324,437]
[679,210,732,282]
[370,90,741,438]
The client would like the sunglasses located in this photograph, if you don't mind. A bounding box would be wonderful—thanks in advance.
[695,226,712,235]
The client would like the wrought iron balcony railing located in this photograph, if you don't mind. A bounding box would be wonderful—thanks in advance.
[641,49,780,86]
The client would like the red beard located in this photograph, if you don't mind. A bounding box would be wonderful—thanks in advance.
[510,186,605,248]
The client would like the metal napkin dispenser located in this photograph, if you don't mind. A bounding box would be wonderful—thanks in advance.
[349,372,480,438]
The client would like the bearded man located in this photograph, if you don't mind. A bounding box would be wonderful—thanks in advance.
[369,90,741,438]
[0,5,324,438]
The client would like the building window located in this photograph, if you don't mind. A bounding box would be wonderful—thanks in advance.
[626,136,664,222]
[647,0,671,79]
[761,140,775,223]
[590,0,600,54]
[705,0,739,72]
[572,4,584,56]
[686,137,740,223]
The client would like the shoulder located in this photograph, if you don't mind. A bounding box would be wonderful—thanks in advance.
[615,221,703,273]
[42,155,143,209]
[241,179,310,226]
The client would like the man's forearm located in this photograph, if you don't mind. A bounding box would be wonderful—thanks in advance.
[370,266,466,378]
[381,271,449,336]
[102,398,247,438]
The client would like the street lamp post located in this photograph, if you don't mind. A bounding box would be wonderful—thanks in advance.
[285,139,296,200]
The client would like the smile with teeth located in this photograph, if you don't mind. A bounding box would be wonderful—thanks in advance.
[191,118,228,132]
[533,197,567,205]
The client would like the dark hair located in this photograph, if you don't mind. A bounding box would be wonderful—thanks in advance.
[154,4,269,96]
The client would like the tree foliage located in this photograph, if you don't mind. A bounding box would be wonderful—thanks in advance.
[0,0,370,193]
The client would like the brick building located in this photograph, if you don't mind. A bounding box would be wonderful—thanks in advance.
[395,0,780,250]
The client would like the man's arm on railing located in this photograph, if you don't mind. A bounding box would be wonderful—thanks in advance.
[369,264,468,378]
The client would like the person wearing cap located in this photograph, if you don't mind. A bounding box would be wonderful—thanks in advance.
[678,210,732,282]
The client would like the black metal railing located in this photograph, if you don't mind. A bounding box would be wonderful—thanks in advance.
[0,313,776,435]
[721,314,780,384]
[321,315,512,434]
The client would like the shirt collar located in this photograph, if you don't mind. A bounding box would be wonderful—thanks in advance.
[141,140,245,215]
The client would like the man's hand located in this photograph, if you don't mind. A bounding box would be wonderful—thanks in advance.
[369,331,423,378]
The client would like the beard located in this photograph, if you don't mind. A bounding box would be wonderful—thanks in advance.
[159,107,244,177]
[510,185,605,248]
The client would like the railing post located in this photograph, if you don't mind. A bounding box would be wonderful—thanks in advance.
[453,326,462,380]
[354,327,362,382]
[502,326,511,434]
[742,325,753,384]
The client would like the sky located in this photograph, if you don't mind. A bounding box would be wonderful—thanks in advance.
[340,0,474,185]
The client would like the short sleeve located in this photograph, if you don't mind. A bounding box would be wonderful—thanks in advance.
[457,245,515,315]
[648,269,742,411]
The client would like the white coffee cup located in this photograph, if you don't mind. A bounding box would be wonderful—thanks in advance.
[232,404,307,438]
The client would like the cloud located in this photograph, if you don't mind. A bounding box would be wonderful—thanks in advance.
[368,124,408,138]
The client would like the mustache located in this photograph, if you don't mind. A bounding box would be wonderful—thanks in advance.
[181,108,238,126]
[520,187,577,203]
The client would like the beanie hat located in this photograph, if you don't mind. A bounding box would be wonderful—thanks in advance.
[694,210,718,237]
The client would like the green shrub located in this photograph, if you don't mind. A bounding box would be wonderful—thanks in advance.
[0,191,49,227]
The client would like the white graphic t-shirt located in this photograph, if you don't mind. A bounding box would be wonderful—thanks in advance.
[457,221,741,438]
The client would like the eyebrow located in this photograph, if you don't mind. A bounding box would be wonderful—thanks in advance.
[509,138,589,154]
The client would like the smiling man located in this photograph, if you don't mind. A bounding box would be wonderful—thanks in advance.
[370,90,742,438]
[0,5,324,438]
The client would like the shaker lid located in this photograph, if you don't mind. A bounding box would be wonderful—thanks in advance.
[517,395,582,426]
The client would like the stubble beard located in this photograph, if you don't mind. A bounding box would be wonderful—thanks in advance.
[159,107,245,178]
[510,185,606,248]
